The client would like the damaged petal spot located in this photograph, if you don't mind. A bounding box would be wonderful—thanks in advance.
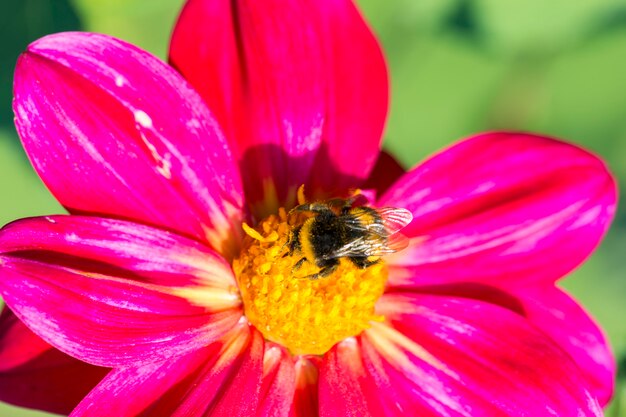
[66,232,79,242]
[114,75,125,87]
[186,118,201,129]
[134,110,153,129]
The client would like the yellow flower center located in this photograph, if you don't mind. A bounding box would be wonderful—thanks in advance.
[232,207,387,355]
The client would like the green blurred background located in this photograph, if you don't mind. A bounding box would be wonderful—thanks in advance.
[0,0,625,415]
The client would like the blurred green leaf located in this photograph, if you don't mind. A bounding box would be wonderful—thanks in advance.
[70,0,184,58]
[0,130,62,226]
[0,0,81,131]
[378,34,509,167]
[530,28,626,184]
[473,0,626,55]
[591,6,626,39]
[445,0,481,40]
[0,403,52,417]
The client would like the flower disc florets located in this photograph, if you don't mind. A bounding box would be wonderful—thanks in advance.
[233,207,387,355]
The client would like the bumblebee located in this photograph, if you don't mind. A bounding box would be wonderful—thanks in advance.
[286,198,413,280]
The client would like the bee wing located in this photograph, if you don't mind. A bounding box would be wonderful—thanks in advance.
[373,207,413,235]
[374,207,412,252]
[341,207,412,234]
[321,236,394,259]
[323,207,413,260]
[384,230,411,252]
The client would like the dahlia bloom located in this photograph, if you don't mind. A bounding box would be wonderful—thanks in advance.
[0,0,618,416]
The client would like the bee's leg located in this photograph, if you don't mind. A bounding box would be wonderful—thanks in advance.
[283,225,302,256]
[349,256,380,269]
[291,203,334,215]
[304,259,339,280]
[293,257,307,271]
[340,199,354,214]
[339,194,369,214]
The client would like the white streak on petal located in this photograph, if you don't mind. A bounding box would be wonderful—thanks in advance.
[134,110,153,128]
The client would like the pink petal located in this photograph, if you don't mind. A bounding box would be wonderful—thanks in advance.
[0,257,241,368]
[72,343,211,417]
[0,215,238,296]
[14,32,244,256]
[0,218,242,368]
[319,339,387,417]
[71,323,263,417]
[365,293,603,416]
[374,281,615,407]
[259,345,296,417]
[381,132,617,288]
[0,307,108,414]
[171,324,263,417]
[513,285,615,406]
[0,306,49,371]
[170,0,387,214]
[290,357,321,417]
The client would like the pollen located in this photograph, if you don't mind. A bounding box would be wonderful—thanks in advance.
[232,208,388,355]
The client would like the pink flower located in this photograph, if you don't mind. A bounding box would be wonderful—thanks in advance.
[0,0,617,416]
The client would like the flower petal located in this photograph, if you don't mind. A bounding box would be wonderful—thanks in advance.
[0,217,242,368]
[0,306,49,371]
[513,285,615,406]
[14,32,244,256]
[290,357,321,417]
[71,343,211,417]
[319,338,392,417]
[366,293,602,416]
[258,345,296,417]
[319,338,386,417]
[0,215,239,302]
[171,324,263,417]
[71,323,263,417]
[381,132,617,287]
[170,0,387,214]
[0,307,108,415]
[375,280,615,407]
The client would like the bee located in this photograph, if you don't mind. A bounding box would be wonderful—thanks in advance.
[286,197,413,280]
